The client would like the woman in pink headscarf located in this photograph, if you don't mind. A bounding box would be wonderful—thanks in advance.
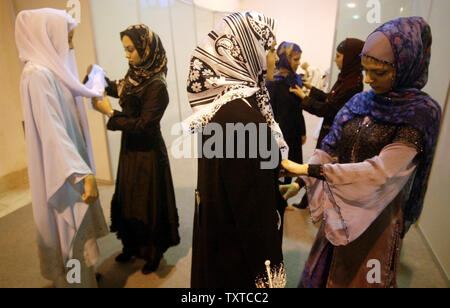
[16,8,108,288]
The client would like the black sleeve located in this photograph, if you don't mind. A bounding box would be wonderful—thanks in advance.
[301,86,330,117]
[302,87,360,119]
[294,165,325,187]
[309,87,328,101]
[302,95,328,118]
[308,164,326,180]
[105,77,120,98]
[107,80,168,134]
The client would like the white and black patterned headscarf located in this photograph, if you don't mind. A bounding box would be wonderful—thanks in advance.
[182,12,289,160]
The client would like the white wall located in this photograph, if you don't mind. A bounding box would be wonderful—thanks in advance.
[0,0,28,182]
[193,0,240,12]
[420,94,450,281]
[414,0,450,282]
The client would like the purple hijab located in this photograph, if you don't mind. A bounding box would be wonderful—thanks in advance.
[321,17,442,234]
[274,41,303,88]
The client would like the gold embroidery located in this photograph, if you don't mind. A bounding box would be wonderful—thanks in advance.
[255,260,287,288]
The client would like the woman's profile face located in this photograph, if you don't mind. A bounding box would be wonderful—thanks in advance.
[122,35,141,66]
[334,51,344,70]
[290,52,302,73]
[266,40,279,81]
[68,30,75,50]
[361,56,396,94]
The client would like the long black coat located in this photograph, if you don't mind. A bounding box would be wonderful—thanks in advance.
[267,79,306,164]
[106,78,180,258]
[191,96,285,288]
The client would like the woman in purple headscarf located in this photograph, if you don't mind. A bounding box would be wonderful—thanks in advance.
[280,17,442,288]
[266,42,307,185]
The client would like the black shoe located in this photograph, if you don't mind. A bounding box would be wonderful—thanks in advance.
[141,258,161,275]
[95,273,102,282]
[115,252,133,263]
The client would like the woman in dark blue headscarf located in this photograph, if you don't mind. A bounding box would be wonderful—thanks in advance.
[281,17,441,288]
[267,42,306,185]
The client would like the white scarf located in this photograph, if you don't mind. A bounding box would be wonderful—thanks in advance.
[15,8,103,99]
[182,12,289,160]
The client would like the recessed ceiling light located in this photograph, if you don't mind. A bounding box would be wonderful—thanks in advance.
[352,14,360,20]
[347,3,356,8]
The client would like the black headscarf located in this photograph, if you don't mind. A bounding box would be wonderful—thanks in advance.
[328,38,365,101]
[119,24,167,97]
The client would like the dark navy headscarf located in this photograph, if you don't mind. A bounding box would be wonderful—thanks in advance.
[321,17,442,235]
[274,41,303,88]
[328,38,365,102]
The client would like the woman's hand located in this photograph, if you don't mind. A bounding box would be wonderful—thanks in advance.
[279,183,301,200]
[83,175,99,205]
[289,85,307,99]
[280,160,309,177]
[92,94,113,116]
[303,82,312,90]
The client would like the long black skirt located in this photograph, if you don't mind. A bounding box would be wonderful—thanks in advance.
[110,137,180,261]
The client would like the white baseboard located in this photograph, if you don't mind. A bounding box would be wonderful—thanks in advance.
[416,223,450,287]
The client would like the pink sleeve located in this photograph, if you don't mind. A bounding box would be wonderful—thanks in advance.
[303,143,418,246]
